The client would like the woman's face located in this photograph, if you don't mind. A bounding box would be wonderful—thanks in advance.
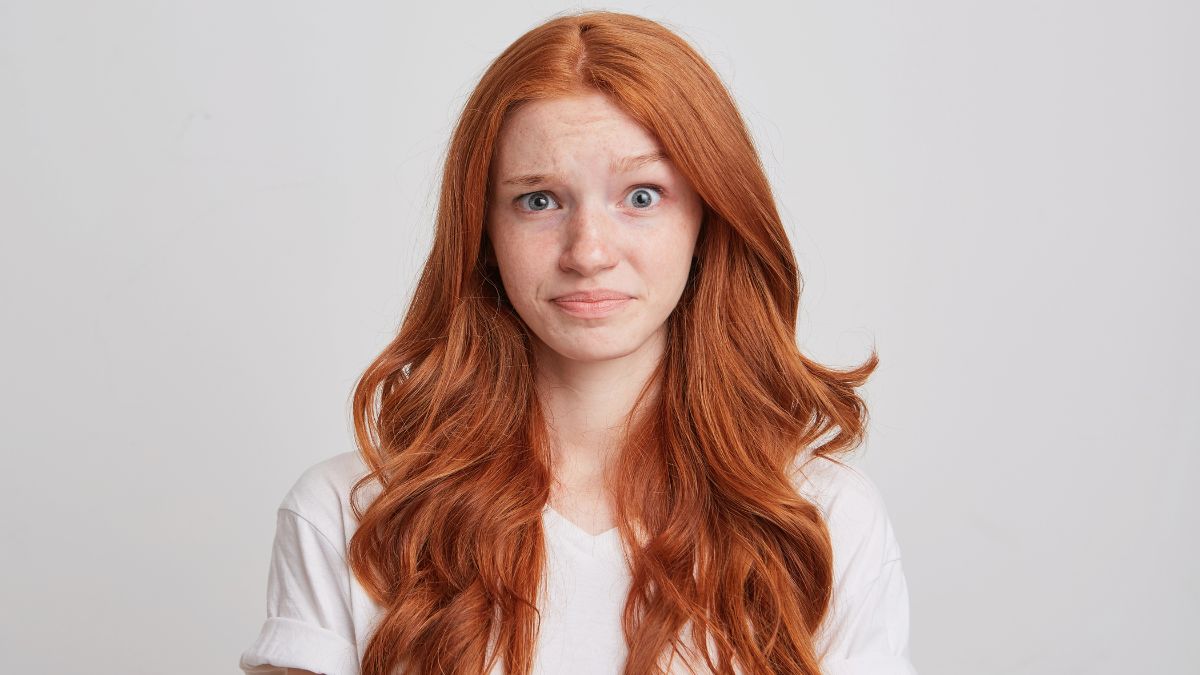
[485,91,704,365]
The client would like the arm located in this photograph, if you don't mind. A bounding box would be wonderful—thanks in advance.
[794,457,917,673]
[239,509,360,675]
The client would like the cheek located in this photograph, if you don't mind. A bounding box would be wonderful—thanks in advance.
[653,219,701,264]
[633,232,698,296]
[663,220,702,287]
[491,234,546,293]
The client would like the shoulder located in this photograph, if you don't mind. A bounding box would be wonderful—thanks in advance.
[789,453,903,587]
[276,451,381,550]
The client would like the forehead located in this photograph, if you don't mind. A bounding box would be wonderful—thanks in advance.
[492,93,663,169]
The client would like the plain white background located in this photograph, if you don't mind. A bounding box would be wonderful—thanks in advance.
[2,1,1196,673]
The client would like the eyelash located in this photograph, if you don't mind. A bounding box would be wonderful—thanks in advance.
[515,184,668,212]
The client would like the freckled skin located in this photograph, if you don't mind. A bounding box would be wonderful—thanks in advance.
[485,92,704,366]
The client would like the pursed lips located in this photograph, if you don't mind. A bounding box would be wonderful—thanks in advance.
[551,289,633,302]
[550,289,634,317]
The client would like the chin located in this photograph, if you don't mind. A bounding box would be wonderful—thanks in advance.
[534,333,648,364]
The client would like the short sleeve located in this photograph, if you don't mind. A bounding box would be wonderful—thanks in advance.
[794,457,917,674]
[817,557,916,675]
[239,508,360,675]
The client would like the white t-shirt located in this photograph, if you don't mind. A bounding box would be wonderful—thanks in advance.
[239,451,916,675]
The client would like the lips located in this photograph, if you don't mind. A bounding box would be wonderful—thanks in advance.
[550,289,634,318]
[552,289,632,302]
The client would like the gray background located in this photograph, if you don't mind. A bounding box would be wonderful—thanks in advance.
[2,1,1196,673]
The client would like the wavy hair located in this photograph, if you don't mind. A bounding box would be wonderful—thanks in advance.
[345,10,878,675]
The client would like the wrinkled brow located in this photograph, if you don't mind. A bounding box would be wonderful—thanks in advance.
[500,150,670,188]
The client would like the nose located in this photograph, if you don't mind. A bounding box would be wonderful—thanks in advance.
[558,199,619,277]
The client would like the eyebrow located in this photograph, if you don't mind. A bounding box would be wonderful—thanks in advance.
[499,150,670,188]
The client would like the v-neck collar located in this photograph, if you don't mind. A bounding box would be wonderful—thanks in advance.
[543,503,617,537]
[542,503,623,558]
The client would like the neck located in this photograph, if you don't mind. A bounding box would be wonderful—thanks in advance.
[532,329,664,485]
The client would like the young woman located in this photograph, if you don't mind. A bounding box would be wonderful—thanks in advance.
[240,10,915,675]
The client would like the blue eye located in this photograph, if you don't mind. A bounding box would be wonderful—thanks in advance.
[518,191,559,212]
[627,186,664,209]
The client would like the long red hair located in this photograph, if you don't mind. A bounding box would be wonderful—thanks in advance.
[346,10,878,674]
